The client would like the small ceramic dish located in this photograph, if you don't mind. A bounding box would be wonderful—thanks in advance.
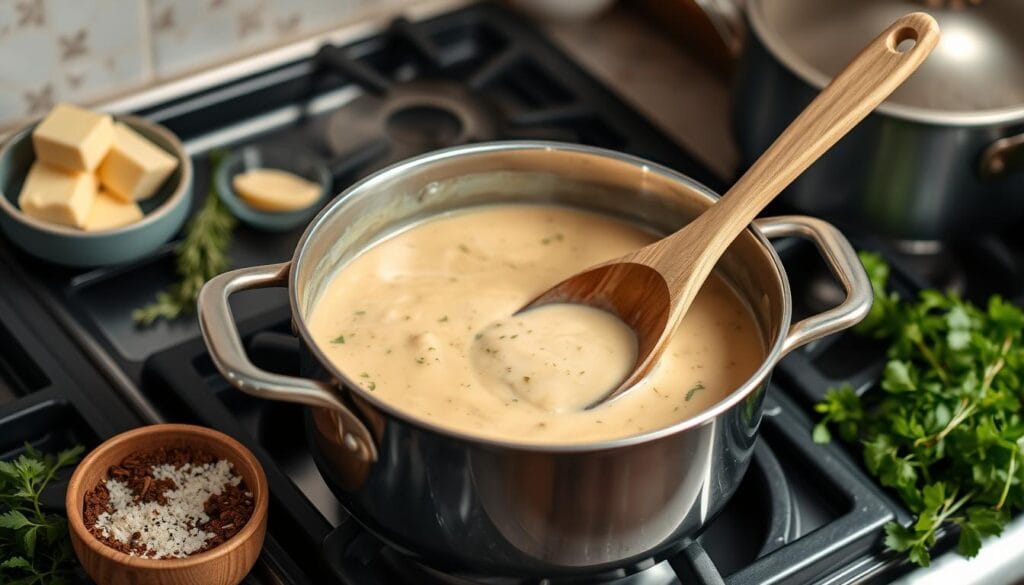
[215,144,331,233]
[0,115,192,267]
[66,424,268,585]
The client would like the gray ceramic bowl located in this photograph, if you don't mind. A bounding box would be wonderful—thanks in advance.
[0,115,192,267]
[215,144,331,233]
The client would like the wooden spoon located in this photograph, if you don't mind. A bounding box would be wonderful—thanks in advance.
[521,12,939,407]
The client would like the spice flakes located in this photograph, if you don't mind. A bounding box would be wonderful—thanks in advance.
[83,446,254,559]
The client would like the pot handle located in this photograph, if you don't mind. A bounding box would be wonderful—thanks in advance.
[198,262,378,462]
[980,133,1024,178]
[752,216,872,357]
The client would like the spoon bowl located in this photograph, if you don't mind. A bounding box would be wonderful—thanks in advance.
[522,11,940,407]
[524,261,671,407]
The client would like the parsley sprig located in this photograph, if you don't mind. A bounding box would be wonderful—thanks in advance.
[814,252,1024,567]
[0,445,85,585]
[133,151,237,325]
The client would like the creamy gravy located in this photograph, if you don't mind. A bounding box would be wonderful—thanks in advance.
[471,303,638,412]
[308,205,764,443]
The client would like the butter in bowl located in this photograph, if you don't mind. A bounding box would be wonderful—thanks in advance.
[215,144,331,233]
[0,103,192,267]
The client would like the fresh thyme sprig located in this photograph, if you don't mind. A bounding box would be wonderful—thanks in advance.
[133,151,236,325]
[814,252,1024,567]
[0,444,85,585]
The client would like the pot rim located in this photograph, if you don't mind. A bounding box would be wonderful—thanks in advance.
[747,1,1024,127]
[289,141,793,452]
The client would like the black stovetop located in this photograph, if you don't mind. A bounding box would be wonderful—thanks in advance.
[2,3,1022,583]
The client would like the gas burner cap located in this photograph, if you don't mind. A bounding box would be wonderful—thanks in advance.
[326,80,500,168]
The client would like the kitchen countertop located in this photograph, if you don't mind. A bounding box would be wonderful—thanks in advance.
[540,5,739,181]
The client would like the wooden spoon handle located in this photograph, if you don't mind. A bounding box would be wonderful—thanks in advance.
[676,12,940,270]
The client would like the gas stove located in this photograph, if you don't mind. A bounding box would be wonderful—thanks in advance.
[1,2,1022,584]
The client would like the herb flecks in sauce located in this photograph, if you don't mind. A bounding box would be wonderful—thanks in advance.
[540,233,565,245]
[685,382,706,401]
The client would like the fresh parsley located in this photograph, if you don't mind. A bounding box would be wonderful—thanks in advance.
[0,444,85,585]
[814,252,1024,567]
[133,150,237,325]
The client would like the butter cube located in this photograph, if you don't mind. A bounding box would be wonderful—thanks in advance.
[32,103,113,173]
[18,162,98,228]
[98,123,178,202]
[82,190,144,232]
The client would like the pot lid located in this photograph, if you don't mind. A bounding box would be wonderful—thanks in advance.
[748,0,1024,122]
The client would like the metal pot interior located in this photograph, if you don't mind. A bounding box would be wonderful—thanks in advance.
[290,142,789,442]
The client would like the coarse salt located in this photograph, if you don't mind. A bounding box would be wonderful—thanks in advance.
[94,459,241,559]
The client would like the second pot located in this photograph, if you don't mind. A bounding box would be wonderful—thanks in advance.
[734,0,1024,242]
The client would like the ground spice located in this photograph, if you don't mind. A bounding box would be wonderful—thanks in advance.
[83,446,254,558]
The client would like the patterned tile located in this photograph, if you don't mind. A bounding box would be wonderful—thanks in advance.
[0,0,151,127]
[148,0,403,78]
[149,0,280,77]
[0,0,418,127]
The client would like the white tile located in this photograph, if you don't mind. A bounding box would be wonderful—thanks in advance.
[0,0,150,127]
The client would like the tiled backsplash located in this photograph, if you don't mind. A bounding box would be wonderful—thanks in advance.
[0,0,411,128]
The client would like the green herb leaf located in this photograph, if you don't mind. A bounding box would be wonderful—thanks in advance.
[957,522,982,558]
[0,557,30,570]
[811,422,832,444]
[883,521,915,552]
[813,385,862,443]
[54,446,84,471]
[966,507,1005,537]
[908,543,932,568]
[0,510,31,530]
[882,360,916,393]
[21,526,37,558]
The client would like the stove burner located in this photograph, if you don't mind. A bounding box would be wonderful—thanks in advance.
[387,105,463,146]
[324,80,499,166]
[312,21,608,180]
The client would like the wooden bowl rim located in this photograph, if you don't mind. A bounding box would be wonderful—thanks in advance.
[65,423,269,569]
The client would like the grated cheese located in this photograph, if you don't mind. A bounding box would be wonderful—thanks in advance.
[94,459,241,558]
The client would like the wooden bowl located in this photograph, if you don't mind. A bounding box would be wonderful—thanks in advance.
[66,424,268,585]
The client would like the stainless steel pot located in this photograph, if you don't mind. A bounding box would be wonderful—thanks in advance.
[197,142,871,577]
[734,0,1024,242]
